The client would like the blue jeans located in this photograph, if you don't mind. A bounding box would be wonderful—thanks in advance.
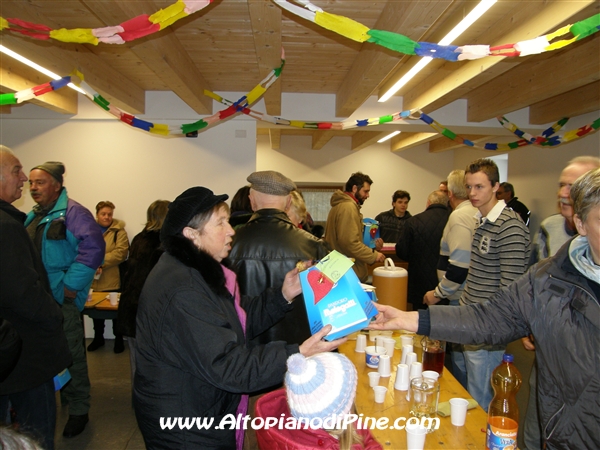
[0,378,57,450]
[450,343,468,389]
[463,347,504,412]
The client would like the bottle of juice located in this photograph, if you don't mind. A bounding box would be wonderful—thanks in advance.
[486,353,521,450]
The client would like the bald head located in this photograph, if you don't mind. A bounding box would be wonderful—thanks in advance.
[0,145,28,204]
[248,188,291,212]
[558,156,600,226]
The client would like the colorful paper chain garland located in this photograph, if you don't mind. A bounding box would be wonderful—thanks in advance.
[0,0,213,45]
[1,0,598,62]
[274,0,600,61]
[1,68,597,148]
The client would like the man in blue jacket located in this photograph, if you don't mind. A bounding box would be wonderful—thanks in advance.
[25,161,105,438]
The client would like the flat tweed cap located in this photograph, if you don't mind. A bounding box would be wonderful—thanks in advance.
[160,186,228,241]
[247,170,296,196]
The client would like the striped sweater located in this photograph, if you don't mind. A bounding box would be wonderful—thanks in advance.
[460,200,530,307]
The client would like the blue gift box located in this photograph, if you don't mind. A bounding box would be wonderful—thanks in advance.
[363,218,380,248]
[299,267,377,341]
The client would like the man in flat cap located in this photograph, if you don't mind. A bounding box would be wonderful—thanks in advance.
[325,172,385,282]
[25,161,105,438]
[229,170,329,346]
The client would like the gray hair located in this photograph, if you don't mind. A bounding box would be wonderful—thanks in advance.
[447,170,467,199]
[0,145,16,181]
[428,190,449,207]
[567,156,600,169]
[571,168,600,223]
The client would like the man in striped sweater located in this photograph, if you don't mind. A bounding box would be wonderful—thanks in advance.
[460,158,530,411]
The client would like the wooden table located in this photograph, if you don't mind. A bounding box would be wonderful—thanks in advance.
[339,336,487,449]
[83,291,119,320]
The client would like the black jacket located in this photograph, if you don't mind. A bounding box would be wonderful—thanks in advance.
[115,229,163,337]
[428,239,600,449]
[133,235,298,449]
[229,209,329,345]
[0,200,71,395]
[396,203,450,309]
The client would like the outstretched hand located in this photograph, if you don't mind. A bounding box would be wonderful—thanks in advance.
[299,325,347,357]
[367,302,419,332]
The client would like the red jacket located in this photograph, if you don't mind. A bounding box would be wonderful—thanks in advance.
[255,389,382,450]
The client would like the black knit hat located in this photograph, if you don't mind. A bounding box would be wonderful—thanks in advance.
[160,187,228,241]
[32,161,65,185]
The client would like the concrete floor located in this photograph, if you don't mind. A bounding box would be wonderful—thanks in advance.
[51,337,535,450]
[55,339,145,450]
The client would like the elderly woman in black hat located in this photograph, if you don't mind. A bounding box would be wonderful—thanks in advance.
[133,187,343,450]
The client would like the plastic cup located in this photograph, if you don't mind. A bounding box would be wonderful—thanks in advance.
[109,292,119,306]
[355,334,367,353]
[394,364,410,391]
[405,352,417,367]
[401,335,414,347]
[373,386,387,403]
[378,354,391,377]
[87,288,93,303]
[406,423,427,450]
[422,370,440,381]
[365,346,386,368]
[401,344,413,365]
[368,372,380,387]
[368,329,379,342]
[409,361,422,380]
[450,398,469,426]
[375,335,386,349]
[383,337,395,358]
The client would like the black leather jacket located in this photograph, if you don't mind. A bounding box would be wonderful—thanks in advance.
[229,209,330,346]
[427,239,600,449]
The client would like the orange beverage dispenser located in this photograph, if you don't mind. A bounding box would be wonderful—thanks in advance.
[372,258,408,311]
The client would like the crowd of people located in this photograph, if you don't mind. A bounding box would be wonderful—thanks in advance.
[1,142,599,450]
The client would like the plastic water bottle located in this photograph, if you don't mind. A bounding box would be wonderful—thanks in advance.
[486,353,521,450]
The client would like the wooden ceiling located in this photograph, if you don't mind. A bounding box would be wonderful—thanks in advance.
[1,0,599,151]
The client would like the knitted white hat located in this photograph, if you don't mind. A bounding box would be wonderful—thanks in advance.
[285,352,357,425]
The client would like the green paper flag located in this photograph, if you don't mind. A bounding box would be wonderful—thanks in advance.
[366,29,418,55]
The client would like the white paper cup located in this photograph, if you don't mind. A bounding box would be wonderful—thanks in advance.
[365,346,386,368]
[375,335,386,349]
[378,354,391,377]
[373,386,387,403]
[383,337,396,358]
[406,423,427,450]
[422,370,440,381]
[450,398,469,426]
[401,335,414,347]
[368,372,381,387]
[87,288,93,302]
[109,292,119,306]
[409,361,422,380]
[355,334,367,353]
[394,363,410,391]
[401,344,414,365]
[405,352,417,367]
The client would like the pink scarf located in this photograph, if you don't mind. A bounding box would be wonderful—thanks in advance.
[222,265,248,450]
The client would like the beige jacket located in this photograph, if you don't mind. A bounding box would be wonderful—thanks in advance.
[92,218,129,291]
[324,190,377,282]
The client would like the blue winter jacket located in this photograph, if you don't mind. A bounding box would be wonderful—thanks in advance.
[25,188,105,311]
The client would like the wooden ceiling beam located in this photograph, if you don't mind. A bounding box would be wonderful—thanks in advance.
[390,132,438,152]
[312,130,336,150]
[0,59,78,114]
[351,131,389,152]
[428,134,498,153]
[81,0,212,114]
[336,0,457,118]
[269,129,281,150]
[467,35,600,122]
[401,0,595,114]
[248,0,282,116]
[529,81,600,125]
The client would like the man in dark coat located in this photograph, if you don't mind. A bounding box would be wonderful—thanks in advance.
[0,146,71,450]
[229,171,330,346]
[496,182,530,226]
[396,190,450,310]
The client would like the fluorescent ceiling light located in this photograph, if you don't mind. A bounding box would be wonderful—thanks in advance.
[0,45,86,94]
[377,131,401,143]
[379,0,497,102]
